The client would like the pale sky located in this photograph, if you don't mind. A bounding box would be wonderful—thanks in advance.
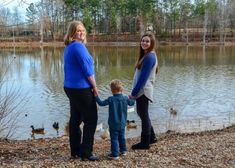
[1,0,39,9]
[1,0,39,20]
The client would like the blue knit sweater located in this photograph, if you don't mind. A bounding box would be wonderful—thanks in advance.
[64,41,95,89]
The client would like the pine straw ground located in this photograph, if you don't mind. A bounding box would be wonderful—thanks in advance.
[0,125,234,168]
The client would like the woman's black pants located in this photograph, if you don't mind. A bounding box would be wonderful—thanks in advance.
[136,95,156,144]
[64,87,97,157]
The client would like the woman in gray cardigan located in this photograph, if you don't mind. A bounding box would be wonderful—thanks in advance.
[130,32,158,150]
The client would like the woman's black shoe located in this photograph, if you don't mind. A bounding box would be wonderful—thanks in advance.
[131,142,150,150]
[81,155,99,161]
[150,138,157,144]
[70,155,80,160]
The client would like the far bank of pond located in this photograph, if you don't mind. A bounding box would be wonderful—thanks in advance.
[0,41,235,48]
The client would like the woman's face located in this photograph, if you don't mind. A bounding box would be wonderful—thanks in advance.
[141,36,151,51]
[74,25,86,41]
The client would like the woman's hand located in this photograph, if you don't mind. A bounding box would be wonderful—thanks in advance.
[87,75,99,96]
[93,86,99,96]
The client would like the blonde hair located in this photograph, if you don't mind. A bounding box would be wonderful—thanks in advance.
[110,79,123,93]
[64,21,87,45]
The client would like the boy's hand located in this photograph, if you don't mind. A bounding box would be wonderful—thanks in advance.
[129,95,135,99]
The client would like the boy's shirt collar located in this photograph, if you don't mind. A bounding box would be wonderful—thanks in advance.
[113,93,122,96]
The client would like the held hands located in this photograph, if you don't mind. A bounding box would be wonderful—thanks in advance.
[129,95,135,99]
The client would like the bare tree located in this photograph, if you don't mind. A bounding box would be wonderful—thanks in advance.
[179,0,191,45]
[11,7,22,37]
[0,58,27,139]
[227,0,235,40]
[0,8,11,38]
[218,0,230,44]
[202,2,208,45]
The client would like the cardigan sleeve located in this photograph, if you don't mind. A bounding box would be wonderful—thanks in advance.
[131,53,156,96]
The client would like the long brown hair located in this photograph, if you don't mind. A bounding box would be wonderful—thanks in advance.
[64,21,87,46]
[135,32,156,69]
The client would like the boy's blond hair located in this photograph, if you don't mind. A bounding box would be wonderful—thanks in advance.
[110,79,123,93]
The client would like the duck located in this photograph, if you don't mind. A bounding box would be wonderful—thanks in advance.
[53,122,59,131]
[127,107,135,113]
[100,128,109,140]
[30,125,45,134]
[64,122,69,136]
[166,130,176,134]
[127,120,135,123]
[96,122,103,132]
[126,120,137,129]
[170,108,178,116]
[53,122,59,134]
[64,122,84,136]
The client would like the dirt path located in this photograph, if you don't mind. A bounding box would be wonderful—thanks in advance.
[0,125,234,168]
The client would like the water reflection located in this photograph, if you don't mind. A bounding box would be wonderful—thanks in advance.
[0,46,234,140]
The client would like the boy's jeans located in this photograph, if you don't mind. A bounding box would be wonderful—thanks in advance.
[109,128,127,157]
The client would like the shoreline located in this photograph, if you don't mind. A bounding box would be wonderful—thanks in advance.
[0,41,234,48]
[1,125,234,167]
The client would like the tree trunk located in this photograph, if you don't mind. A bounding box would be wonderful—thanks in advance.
[202,10,208,45]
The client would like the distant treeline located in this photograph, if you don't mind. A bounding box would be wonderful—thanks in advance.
[0,32,234,44]
[0,0,234,43]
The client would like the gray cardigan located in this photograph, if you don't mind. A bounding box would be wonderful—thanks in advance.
[132,52,158,102]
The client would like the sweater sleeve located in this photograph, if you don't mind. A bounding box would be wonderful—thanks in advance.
[73,43,94,77]
[95,96,109,106]
[131,54,156,96]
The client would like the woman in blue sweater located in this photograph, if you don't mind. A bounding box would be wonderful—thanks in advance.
[63,21,99,161]
[130,32,158,150]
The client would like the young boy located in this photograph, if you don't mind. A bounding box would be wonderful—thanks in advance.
[95,79,135,160]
